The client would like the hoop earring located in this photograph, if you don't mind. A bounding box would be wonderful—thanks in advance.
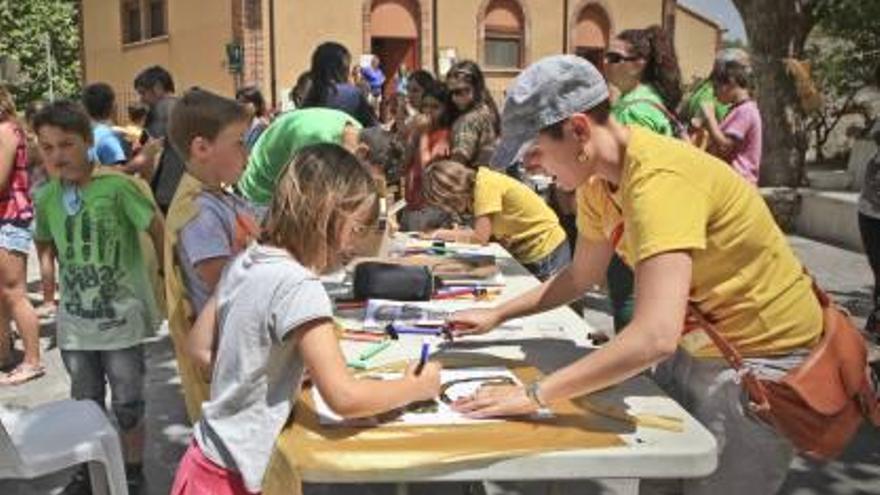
[577,150,590,163]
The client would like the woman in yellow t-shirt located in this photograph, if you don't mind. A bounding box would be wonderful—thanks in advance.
[420,160,570,281]
[447,56,823,494]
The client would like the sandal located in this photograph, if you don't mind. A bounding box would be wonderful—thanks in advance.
[0,363,46,386]
[36,303,57,319]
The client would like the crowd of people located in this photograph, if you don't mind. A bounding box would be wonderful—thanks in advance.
[3,22,863,495]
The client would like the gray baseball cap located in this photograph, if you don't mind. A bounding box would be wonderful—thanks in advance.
[490,55,609,169]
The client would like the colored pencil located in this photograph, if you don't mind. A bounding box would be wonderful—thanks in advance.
[358,339,393,361]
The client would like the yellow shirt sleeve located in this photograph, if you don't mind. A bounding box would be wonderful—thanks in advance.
[473,169,504,217]
[627,170,708,263]
[575,180,610,242]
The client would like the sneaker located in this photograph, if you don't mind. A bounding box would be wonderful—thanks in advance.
[60,466,91,495]
[126,463,145,495]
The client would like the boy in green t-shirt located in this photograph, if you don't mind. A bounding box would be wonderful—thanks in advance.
[31,100,164,495]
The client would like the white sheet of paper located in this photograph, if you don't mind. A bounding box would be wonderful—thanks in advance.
[312,368,522,426]
[363,299,458,329]
[362,299,524,331]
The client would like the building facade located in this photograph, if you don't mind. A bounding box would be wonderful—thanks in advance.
[80,0,721,115]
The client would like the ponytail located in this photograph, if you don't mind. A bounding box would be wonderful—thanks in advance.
[618,26,683,111]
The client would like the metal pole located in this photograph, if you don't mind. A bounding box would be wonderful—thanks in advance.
[269,0,277,109]
[44,33,55,101]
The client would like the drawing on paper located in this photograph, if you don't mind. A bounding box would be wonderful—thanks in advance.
[363,299,466,329]
[313,368,523,426]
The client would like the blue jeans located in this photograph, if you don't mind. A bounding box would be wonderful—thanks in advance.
[60,345,146,431]
[524,241,572,281]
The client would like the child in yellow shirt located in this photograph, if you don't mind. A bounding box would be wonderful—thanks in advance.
[422,160,569,280]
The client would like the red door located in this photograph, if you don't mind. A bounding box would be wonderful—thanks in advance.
[372,37,418,97]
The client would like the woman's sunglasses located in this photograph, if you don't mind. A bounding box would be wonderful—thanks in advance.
[604,52,640,64]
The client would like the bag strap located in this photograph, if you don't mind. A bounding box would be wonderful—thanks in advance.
[688,270,829,371]
[620,98,688,137]
[685,303,746,370]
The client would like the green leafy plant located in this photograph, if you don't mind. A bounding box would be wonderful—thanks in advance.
[0,0,82,109]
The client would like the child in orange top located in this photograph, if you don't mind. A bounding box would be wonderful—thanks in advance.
[401,80,452,232]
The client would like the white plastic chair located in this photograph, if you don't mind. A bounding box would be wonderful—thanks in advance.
[0,399,128,495]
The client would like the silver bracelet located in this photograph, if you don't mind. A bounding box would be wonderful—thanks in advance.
[525,380,547,408]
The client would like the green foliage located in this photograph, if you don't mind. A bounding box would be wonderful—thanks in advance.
[810,0,880,97]
[804,0,880,158]
[0,0,82,111]
[720,38,747,51]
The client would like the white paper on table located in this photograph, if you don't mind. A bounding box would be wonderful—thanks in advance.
[362,299,525,331]
[312,368,527,426]
[439,270,506,286]
[363,299,460,329]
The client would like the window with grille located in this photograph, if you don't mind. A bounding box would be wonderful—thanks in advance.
[148,1,166,38]
[121,0,167,45]
[482,0,524,69]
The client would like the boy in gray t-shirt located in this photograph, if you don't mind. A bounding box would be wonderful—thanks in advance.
[164,89,256,422]
[176,192,259,315]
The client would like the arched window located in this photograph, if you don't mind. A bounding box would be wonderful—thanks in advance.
[481,0,525,69]
[571,3,611,71]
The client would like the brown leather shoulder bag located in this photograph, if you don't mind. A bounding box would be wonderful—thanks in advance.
[686,280,880,460]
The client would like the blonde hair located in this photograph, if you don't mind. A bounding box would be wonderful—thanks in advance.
[421,160,476,214]
[264,143,379,271]
[0,86,18,124]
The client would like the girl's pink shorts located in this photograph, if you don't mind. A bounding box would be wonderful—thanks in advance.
[171,441,257,495]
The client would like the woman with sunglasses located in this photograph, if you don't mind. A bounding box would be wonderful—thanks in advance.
[446,60,501,168]
[605,25,683,138]
[603,25,684,334]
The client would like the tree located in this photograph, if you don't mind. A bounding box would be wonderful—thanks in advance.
[731,0,818,187]
[805,1,880,160]
[731,0,880,186]
[0,0,82,110]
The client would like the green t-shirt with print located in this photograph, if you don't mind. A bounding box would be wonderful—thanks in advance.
[34,174,159,351]
[612,84,674,137]
[237,108,362,205]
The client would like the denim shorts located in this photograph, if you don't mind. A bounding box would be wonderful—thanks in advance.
[60,345,146,431]
[524,240,572,281]
[0,222,32,254]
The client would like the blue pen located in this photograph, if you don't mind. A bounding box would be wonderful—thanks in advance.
[415,341,430,375]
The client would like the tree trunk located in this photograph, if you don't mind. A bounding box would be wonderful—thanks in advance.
[732,0,815,187]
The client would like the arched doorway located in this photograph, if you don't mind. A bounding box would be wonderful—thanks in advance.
[367,0,421,98]
[571,2,611,73]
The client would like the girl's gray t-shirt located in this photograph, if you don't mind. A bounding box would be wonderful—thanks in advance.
[194,243,332,492]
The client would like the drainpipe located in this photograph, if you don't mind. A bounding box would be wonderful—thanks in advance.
[662,0,677,38]
[432,0,438,75]
[563,0,569,53]
[269,0,278,108]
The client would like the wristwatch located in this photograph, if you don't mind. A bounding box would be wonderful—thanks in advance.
[525,380,548,409]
